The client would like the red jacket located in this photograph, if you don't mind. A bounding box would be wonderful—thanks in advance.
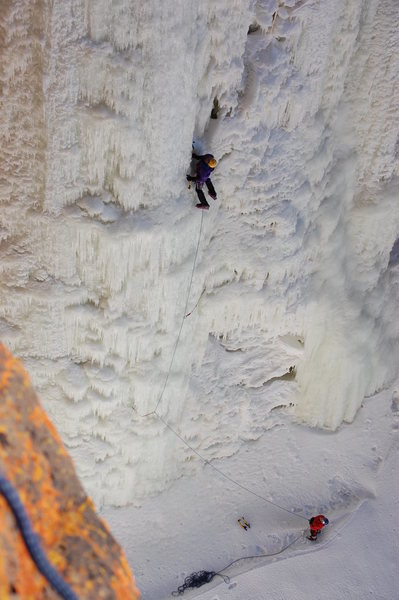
[309,515,327,532]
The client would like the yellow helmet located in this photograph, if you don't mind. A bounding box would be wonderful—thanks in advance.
[207,157,217,168]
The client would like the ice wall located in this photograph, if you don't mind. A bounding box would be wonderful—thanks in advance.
[293,0,399,426]
[0,0,398,505]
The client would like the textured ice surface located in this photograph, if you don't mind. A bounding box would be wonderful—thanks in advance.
[0,0,398,505]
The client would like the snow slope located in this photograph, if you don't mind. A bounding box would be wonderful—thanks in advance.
[102,386,399,599]
[1,1,399,596]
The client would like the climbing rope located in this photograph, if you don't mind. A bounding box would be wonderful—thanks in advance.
[0,472,79,600]
[185,287,206,318]
[135,209,308,521]
[136,203,309,593]
[156,413,308,522]
[219,532,303,573]
[135,211,306,520]
[140,210,204,418]
[172,532,303,595]
[171,570,229,596]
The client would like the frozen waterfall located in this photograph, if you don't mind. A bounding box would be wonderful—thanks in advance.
[0,0,398,506]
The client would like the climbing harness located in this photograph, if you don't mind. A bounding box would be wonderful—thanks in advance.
[0,472,79,600]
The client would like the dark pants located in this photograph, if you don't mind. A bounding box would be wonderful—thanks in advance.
[195,179,216,207]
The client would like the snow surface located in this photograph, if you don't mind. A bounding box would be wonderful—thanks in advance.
[103,387,399,599]
[1,0,399,598]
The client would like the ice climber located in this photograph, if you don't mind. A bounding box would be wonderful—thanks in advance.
[186,153,217,210]
[307,515,329,541]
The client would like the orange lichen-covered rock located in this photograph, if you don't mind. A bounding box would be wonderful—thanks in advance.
[0,343,140,599]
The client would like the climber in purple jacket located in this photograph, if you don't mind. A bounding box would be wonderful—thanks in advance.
[186,153,218,210]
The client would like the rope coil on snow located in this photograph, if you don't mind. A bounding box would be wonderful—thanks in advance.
[171,570,229,596]
[0,472,79,600]
[172,533,303,595]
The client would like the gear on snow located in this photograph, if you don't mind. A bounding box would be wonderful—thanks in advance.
[237,516,250,530]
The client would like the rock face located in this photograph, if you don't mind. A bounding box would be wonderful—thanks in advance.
[0,343,140,599]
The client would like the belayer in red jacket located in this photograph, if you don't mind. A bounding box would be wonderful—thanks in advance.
[308,515,329,541]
